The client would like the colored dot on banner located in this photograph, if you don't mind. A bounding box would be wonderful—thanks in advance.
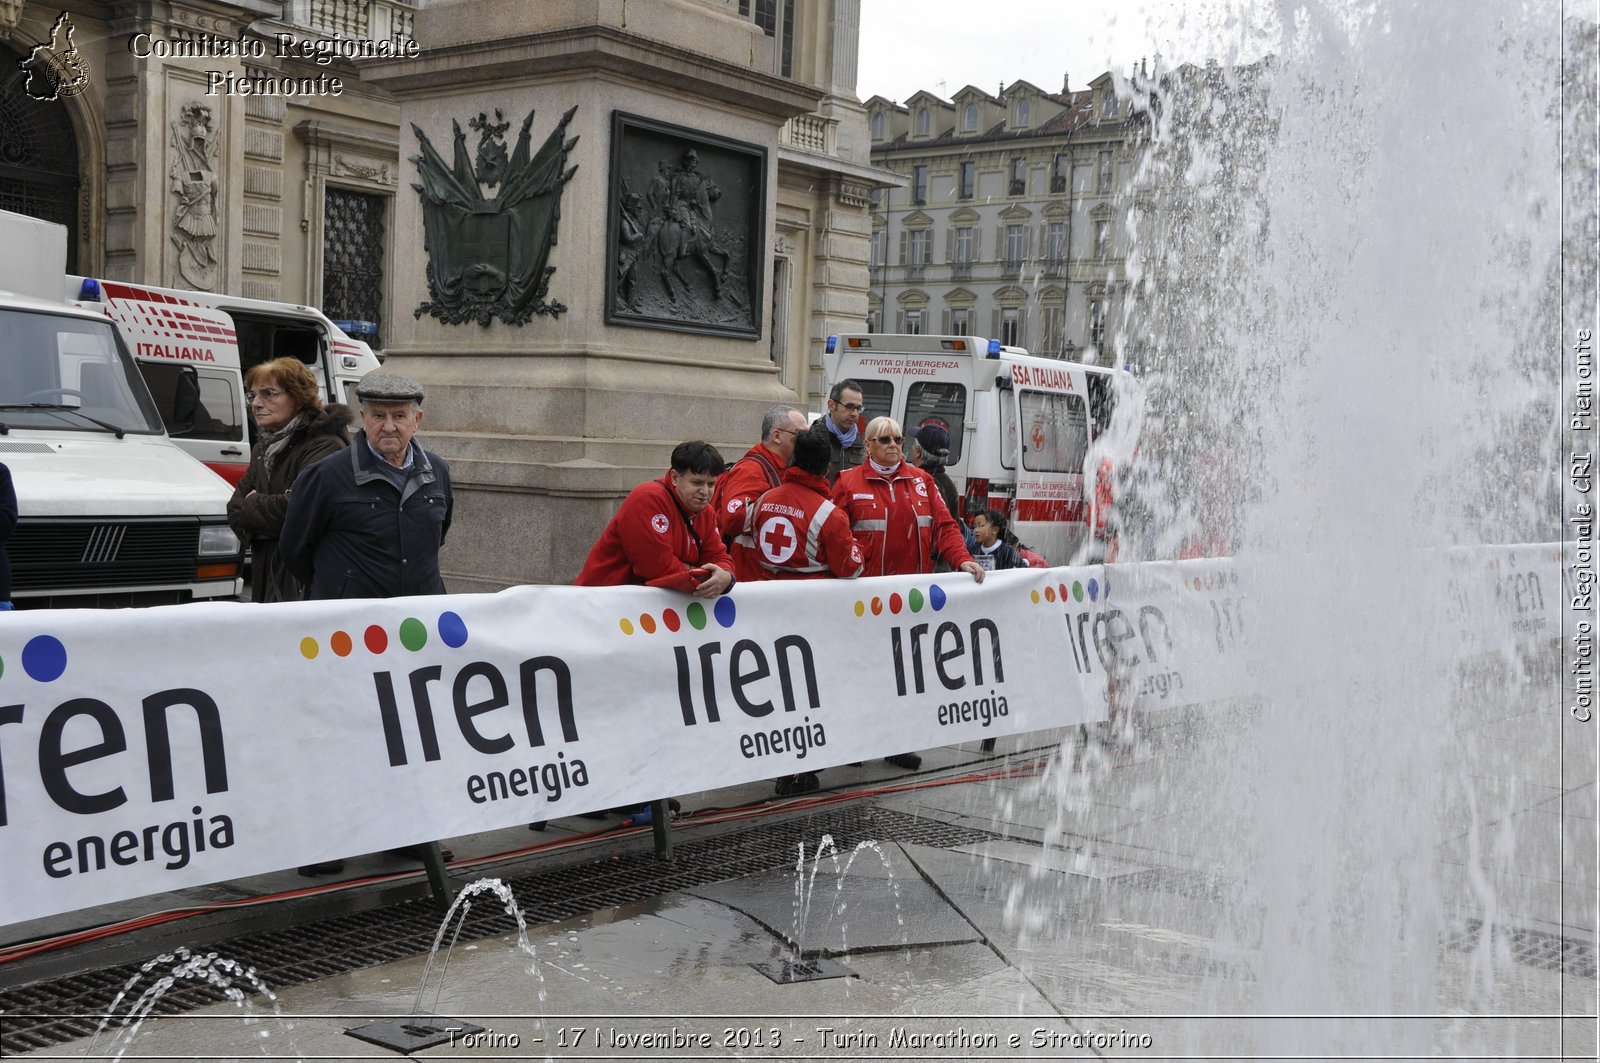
[869,597,883,616]
[687,602,708,630]
[1058,583,1069,601]
[1073,581,1085,602]
[662,608,681,633]
[331,630,354,657]
[438,611,469,648]
[364,625,388,654]
[908,588,925,612]
[640,613,657,635]
[1088,578,1100,601]
[619,618,635,635]
[399,617,428,652]
[1044,585,1057,602]
[888,592,903,615]
[22,635,68,683]
[0,656,4,679]
[300,637,319,660]
[853,600,865,618]
[714,596,737,628]
[930,584,947,611]
[1030,589,1041,604]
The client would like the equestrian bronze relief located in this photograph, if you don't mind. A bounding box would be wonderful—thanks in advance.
[606,113,766,338]
[411,106,578,326]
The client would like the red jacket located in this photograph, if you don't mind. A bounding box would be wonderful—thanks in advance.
[575,475,734,592]
[831,461,974,577]
[710,443,784,546]
[732,467,864,581]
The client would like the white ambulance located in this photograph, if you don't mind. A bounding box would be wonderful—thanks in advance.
[0,211,242,608]
[824,333,1137,566]
[66,277,381,485]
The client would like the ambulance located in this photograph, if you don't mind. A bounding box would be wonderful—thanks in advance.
[0,210,242,608]
[66,277,381,484]
[824,333,1138,566]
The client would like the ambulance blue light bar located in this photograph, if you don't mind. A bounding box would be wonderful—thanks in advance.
[986,339,1002,358]
[78,277,102,300]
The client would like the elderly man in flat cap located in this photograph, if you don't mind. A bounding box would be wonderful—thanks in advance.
[279,370,453,600]
[278,370,456,879]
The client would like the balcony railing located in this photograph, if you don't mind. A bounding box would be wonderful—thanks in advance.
[780,113,835,154]
[304,0,418,47]
[951,262,973,280]
[906,264,925,281]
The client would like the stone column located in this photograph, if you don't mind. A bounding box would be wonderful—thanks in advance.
[366,0,823,590]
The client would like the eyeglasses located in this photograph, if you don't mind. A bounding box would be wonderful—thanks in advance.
[245,388,285,402]
[873,434,904,445]
[835,402,864,413]
[775,426,802,437]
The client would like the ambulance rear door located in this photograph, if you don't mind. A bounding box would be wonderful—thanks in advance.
[93,283,250,485]
[1001,358,1094,565]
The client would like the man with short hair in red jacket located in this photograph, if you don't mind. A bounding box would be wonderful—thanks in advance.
[576,440,735,596]
[711,404,807,580]
[732,425,864,582]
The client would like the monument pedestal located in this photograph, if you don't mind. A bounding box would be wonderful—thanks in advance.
[366,0,825,588]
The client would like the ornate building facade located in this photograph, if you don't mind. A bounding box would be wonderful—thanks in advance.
[865,71,1146,364]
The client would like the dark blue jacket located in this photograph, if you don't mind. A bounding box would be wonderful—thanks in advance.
[278,432,452,600]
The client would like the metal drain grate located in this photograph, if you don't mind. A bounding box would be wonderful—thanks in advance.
[0,806,993,1055]
[1443,919,1598,979]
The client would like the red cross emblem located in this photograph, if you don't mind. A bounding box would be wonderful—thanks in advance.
[759,516,799,563]
[1031,423,1046,451]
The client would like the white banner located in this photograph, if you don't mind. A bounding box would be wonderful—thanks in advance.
[0,549,1564,928]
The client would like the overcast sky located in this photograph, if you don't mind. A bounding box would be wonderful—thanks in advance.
[855,0,1280,103]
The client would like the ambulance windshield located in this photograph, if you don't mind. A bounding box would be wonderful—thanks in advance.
[0,308,165,435]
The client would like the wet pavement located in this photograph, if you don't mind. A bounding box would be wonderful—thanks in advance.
[3,685,1595,1061]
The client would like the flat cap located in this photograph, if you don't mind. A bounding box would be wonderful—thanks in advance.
[355,370,424,403]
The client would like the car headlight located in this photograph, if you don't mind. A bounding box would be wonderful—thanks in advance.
[198,524,241,556]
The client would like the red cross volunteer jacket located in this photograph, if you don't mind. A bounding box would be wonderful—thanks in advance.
[575,475,734,592]
[730,467,864,580]
[831,461,974,576]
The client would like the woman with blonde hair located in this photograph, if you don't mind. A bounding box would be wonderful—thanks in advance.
[226,358,349,602]
[831,414,984,772]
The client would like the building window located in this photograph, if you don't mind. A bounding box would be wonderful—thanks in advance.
[954,226,974,265]
[959,161,974,199]
[964,103,977,130]
[870,231,885,269]
[1101,91,1116,118]
[903,308,924,334]
[950,307,969,335]
[1010,158,1027,196]
[1047,221,1066,265]
[913,165,927,204]
[1004,224,1025,269]
[866,308,881,333]
[1015,98,1030,127]
[869,186,881,209]
[908,228,930,267]
[1001,307,1021,346]
[1097,150,1113,193]
[1051,153,1069,193]
[917,107,930,135]
[1040,306,1065,355]
[1089,299,1106,347]
[871,112,885,140]
[1094,219,1109,259]
[323,188,386,349]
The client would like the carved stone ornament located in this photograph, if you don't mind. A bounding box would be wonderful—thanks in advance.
[332,155,393,185]
[169,102,221,291]
[0,0,25,38]
[411,106,578,327]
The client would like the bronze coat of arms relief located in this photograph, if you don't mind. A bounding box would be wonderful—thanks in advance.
[606,113,766,338]
[411,106,579,327]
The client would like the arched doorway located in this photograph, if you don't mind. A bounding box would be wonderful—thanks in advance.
[0,43,81,271]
